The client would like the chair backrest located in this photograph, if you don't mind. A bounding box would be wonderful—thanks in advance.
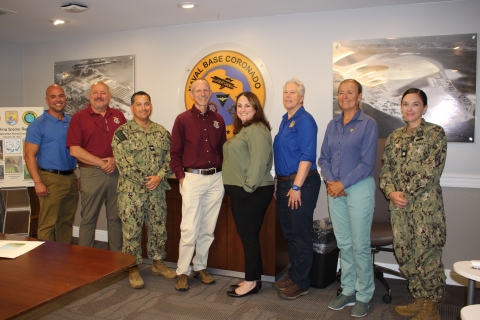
[373,138,390,223]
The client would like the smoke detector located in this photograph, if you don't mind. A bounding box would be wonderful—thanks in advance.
[60,3,89,13]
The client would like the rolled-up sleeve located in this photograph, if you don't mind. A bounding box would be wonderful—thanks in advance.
[318,110,378,189]
[170,116,185,180]
[340,119,378,189]
[244,125,272,192]
[298,116,318,164]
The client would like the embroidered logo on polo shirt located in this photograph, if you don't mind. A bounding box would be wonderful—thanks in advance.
[289,121,296,128]
[184,50,266,140]
[113,117,120,124]
[213,121,220,129]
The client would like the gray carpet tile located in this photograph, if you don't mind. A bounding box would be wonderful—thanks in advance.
[15,245,479,320]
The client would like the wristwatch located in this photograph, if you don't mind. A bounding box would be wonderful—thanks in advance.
[291,185,301,191]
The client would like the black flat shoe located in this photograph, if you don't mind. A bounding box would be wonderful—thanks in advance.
[230,281,262,290]
[227,281,262,298]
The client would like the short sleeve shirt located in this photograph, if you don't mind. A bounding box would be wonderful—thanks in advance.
[25,111,77,171]
[66,105,127,158]
[273,106,318,176]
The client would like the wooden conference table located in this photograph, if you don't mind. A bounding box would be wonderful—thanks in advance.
[0,234,136,319]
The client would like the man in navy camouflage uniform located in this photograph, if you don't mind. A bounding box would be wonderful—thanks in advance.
[112,91,176,289]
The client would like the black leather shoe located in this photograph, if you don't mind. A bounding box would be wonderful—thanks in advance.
[227,281,262,298]
[230,281,262,290]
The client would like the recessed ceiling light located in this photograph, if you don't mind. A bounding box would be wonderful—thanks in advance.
[177,2,196,9]
[50,19,67,25]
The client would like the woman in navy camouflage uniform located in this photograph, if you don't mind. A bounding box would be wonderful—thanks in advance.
[380,88,447,320]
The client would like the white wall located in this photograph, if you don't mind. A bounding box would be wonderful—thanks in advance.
[17,0,480,266]
[23,1,480,184]
[0,40,23,107]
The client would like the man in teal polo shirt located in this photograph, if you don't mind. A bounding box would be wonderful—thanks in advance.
[25,84,79,243]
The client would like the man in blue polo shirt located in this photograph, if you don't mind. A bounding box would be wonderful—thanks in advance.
[25,84,79,243]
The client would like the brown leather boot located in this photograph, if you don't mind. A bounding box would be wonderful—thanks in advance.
[175,274,189,291]
[129,266,144,289]
[192,269,215,284]
[411,299,440,320]
[152,260,177,279]
[395,298,425,316]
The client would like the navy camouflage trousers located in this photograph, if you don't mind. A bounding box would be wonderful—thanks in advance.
[391,209,446,302]
[118,189,168,265]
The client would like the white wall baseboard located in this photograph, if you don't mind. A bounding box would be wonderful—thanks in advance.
[72,226,108,242]
[441,174,480,189]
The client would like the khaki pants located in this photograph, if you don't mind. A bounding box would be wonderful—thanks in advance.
[37,171,78,244]
[176,171,224,275]
[78,167,122,252]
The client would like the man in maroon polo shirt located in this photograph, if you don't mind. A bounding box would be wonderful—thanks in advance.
[66,81,127,251]
[170,78,226,291]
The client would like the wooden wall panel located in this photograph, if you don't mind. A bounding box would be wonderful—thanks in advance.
[142,179,288,277]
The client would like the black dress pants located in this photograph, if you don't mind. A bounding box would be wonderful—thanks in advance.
[224,184,274,281]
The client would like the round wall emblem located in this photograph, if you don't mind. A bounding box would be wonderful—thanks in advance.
[22,111,38,125]
[184,50,266,139]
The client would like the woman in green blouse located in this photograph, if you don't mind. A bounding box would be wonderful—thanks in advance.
[222,92,274,298]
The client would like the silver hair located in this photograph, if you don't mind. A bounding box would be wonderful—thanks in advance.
[283,78,305,96]
[190,78,211,92]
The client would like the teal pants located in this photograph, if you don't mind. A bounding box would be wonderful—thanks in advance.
[328,176,375,303]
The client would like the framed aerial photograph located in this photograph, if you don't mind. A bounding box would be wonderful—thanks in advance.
[333,34,477,142]
[54,55,134,119]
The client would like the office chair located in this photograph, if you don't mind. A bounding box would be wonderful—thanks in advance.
[1,187,31,236]
[371,137,404,304]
